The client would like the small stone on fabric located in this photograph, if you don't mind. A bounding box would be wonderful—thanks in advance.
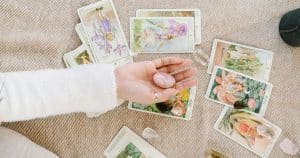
[279,138,299,155]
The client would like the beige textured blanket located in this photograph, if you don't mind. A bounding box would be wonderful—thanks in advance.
[1,0,299,157]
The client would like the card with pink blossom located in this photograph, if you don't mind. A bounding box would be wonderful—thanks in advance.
[130,17,195,54]
[205,66,273,116]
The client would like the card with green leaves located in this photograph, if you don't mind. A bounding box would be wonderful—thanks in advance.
[207,39,273,81]
[104,126,166,158]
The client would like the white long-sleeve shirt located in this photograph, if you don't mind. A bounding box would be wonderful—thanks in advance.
[0,64,118,122]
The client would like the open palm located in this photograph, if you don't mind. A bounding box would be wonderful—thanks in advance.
[115,57,197,104]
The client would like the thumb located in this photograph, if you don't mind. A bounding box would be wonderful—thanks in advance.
[158,88,180,102]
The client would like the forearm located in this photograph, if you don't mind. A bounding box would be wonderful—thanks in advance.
[0,64,118,122]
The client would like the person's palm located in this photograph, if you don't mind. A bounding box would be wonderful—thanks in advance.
[115,57,197,104]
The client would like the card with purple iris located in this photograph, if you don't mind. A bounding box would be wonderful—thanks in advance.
[130,17,195,54]
[77,0,131,63]
[136,9,201,45]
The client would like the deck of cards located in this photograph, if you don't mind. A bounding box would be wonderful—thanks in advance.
[64,0,133,68]
[205,39,282,158]
[61,0,284,157]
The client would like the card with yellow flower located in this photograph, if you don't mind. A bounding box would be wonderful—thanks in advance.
[128,86,196,120]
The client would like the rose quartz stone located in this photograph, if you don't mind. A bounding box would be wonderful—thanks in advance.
[153,72,176,88]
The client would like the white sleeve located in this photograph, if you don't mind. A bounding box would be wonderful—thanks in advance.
[0,64,118,122]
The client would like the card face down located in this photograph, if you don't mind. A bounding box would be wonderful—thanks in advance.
[136,9,201,44]
[128,87,196,120]
[207,39,273,81]
[130,17,195,54]
[104,126,166,158]
[77,0,131,62]
[205,66,272,116]
[214,107,282,158]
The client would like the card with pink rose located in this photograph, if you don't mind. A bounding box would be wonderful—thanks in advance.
[205,66,273,116]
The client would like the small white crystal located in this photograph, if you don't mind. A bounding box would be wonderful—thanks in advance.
[193,49,209,66]
[142,127,160,140]
[279,138,299,155]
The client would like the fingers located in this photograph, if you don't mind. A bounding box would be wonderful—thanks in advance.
[153,57,184,68]
[174,78,198,91]
[173,68,197,82]
[158,59,193,73]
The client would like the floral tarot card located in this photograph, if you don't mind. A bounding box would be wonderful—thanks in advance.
[77,0,131,62]
[136,9,201,45]
[128,87,196,120]
[207,39,273,81]
[104,126,166,158]
[75,23,96,63]
[63,45,93,67]
[130,17,195,54]
[205,66,272,116]
[214,107,282,158]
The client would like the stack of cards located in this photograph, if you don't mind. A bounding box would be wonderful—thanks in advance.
[127,9,202,121]
[205,39,282,157]
[63,0,134,118]
[130,9,201,54]
[64,0,133,68]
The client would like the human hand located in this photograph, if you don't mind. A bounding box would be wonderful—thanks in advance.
[115,57,197,104]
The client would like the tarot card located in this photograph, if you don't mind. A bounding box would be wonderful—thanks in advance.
[75,23,96,63]
[207,39,273,81]
[136,9,201,45]
[214,107,282,158]
[63,45,93,67]
[76,23,133,66]
[130,17,195,54]
[205,66,272,116]
[128,87,196,120]
[104,126,166,158]
[77,0,131,62]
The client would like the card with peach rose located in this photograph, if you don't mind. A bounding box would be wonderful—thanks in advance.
[205,66,272,116]
[214,107,282,158]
